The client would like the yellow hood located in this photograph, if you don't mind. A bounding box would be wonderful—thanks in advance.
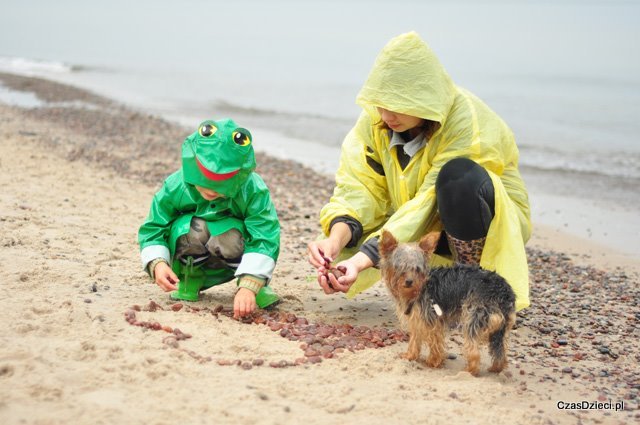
[356,31,456,124]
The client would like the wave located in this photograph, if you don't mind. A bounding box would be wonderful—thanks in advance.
[518,145,640,180]
[0,56,77,75]
[0,56,111,76]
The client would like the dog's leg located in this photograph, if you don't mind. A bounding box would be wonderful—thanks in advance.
[424,322,446,368]
[460,303,483,376]
[488,311,515,373]
[487,329,507,373]
[400,310,424,361]
[462,309,487,376]
[401,331,422,361]
[463,336,481,376]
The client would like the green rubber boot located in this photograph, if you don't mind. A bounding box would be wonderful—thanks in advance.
[171,257,206,302]
[255,285,280,309]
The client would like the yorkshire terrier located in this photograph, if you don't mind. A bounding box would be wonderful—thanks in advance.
[379,230,516,376]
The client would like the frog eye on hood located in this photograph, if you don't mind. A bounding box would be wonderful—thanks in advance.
[232,129,252,146]
[199,123,217,137]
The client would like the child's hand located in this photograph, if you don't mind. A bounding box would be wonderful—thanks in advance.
[154,262,179,291]
[233,287,257,319]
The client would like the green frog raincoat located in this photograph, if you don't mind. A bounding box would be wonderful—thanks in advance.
[320,32,531,310]
[138,119,280,283]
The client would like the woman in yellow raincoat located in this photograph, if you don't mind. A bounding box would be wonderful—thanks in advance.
[307,32,531,311]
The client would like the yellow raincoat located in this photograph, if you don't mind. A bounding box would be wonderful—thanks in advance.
[320,32,531,311]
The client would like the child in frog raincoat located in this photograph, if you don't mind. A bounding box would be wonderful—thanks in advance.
[307,32,531,311]
[138,119,280,318]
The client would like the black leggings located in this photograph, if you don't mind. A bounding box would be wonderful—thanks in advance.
[434,158,495,254]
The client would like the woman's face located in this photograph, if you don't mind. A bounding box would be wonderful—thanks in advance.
[377,107,425,132]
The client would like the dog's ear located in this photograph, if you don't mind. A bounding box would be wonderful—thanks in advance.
[418,231,441,254]
[379,230,398,257]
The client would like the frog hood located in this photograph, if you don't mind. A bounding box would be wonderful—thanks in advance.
[356,31,456,125]
[182,118,256,197]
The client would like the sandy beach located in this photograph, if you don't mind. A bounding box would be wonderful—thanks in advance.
[0,73,638,425]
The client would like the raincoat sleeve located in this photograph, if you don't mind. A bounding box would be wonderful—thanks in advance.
[320,112,391,236]
[234,174,280,280]
[138,174,181,269]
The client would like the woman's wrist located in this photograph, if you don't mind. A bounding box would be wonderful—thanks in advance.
[349,251,374,273]
[329,221,352,250]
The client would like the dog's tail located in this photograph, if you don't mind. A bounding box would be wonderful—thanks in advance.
[487,312,505,334]
[464,305,505,341]
[484,311,506,350]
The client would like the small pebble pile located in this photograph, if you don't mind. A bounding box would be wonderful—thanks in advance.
[125,300,407,369]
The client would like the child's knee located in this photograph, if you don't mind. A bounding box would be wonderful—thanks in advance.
[174,217,212,264]
[188,217,211,244]
[206,229,244,259]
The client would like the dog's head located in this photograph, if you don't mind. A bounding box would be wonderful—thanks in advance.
[379,230,440,303]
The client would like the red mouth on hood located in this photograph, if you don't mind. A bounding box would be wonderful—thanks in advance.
[196,157,240,181]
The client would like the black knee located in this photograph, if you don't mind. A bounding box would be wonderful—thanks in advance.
[435,158,495,240]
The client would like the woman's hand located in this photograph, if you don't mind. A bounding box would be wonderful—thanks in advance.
[309,239,342,294]
[308,238,342,270]
[320,252,374,295]
[233,287,257,319]
[154,261,179,291]
[308,222,354,293]
[323,260,356,293]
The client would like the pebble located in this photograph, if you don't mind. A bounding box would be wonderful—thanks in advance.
[523,248,639,402]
